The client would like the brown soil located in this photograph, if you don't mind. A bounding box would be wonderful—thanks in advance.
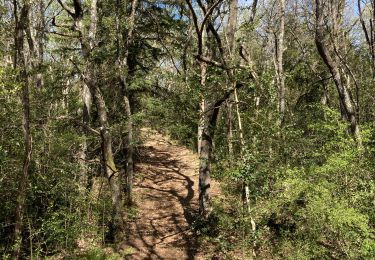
[123,129,206,260]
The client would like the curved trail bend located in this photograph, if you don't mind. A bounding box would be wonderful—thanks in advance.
[124,129,207,259]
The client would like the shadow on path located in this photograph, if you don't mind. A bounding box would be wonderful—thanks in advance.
[124,141,199,260]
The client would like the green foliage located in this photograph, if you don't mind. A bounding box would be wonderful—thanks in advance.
[1,0,375,258]
[210,106,375,259]
[142,70,200,149]
[0,67,20,95]
[70,247,125,260]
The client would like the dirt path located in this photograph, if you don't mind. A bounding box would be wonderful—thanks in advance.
[123,129,203,259]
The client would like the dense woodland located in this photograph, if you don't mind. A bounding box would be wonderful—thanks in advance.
[0,0,375,259]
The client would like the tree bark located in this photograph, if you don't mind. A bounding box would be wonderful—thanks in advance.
[93,83,123,237]
[226,0,238,161]
[274,0,286,127]
[185,0,254,217]
[227,0,238,56]
[116,0,138,204]
[315,0,362,145]
[78,83,91,192]
[123,95,134,204]
[13,1,32,258]
[36,0,45,88]
[197,19,213,217]
[198,60,211,217]
[358,0,375,75]
[199,100,214,218]
[226,101,234,161]
[57,0,124,240]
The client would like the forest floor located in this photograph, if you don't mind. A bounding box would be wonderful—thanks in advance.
[122,128,218,260]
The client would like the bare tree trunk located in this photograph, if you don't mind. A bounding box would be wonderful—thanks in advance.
[57,0,124,240]
[116,0,138,204]
[234,88,245,150]
[123,96,133,204]
[122,0,137,205]
[199,100,213,218]
[227,0,248,215]
[358,0,375,75]
[227,0,238,55]
[88,0,124,240]
[226,0,238,161]
[198,52,211,217]
[78,84,91,192]
[274,0,286,127]
[185,0,256,218]
[13,1,32,258]
[198,99,205,154]
[199,95,233,217]
[92,82,123,238]
[196,18,215,217]
[36,0,45,88]
[315,0,362,146]
[226,101,234,161]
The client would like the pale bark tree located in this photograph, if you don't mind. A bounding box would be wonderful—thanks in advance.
[274,0,286,127]
[198,24,211,217]
[198,13,208,157]
[226,0,238,161]
[56,0,124,240]
[358,0,375,74]
[226,100,234,161]
[187,0,225,217]
[78,83,91,193]
[315,0,362,146]
[186,0,256,217]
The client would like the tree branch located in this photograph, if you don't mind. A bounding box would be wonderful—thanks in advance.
[185,0,202,55]
[56,0,75,17]
[199,0,223,35]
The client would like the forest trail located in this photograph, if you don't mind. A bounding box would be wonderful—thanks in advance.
[123,128,206,259]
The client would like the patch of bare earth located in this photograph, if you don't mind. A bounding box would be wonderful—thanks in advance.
[123,129,212,259]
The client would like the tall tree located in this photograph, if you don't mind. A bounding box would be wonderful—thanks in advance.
[12,1,32,258]
[186,0,256,217]
[358,0,375,74]
[315,0,362,145]
[274,0,286,127]
[116,0,138,205]
[56,0,124,240]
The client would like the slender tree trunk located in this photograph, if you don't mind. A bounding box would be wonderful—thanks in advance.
[198,23,212,216]
[116,0,138,204]
[78,84,91,192]
[315,0,362,146]
[275,0,286,127]
[226,0,238,161]
[13,1,32,258]
[227,0,238,55]
[36,0,45,88]
[197,15,208,155]
[199,101,213,218]
[234,88,245,150]
[199,98,227,217]
[122,0,137,204]
[186,0,252,218]
[92,82,123,238]
[226,101,234,161]
[123,96,133,204]
[227,0,248,216]
[57,0,124,240]
[358,0,375,75]
[198,99,206,154]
